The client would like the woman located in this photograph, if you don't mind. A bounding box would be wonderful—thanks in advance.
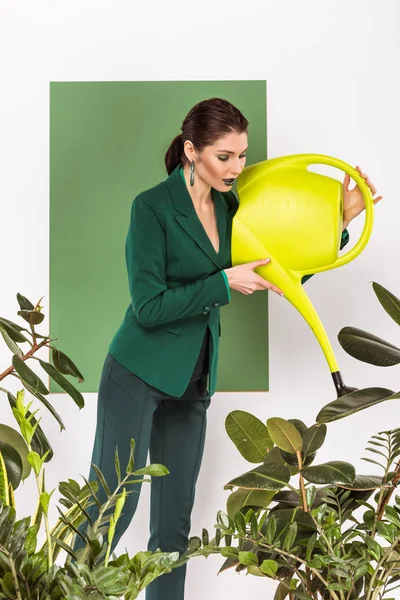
[84,98,382,599]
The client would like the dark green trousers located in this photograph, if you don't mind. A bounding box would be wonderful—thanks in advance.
[84,329,211,600]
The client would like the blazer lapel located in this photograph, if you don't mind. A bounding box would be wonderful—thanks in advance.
[165,165,229,269]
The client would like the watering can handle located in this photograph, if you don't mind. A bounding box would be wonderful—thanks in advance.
[290,154,374,274]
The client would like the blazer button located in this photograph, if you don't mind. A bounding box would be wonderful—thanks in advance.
[203,306,210,312]
[213,302,220,308]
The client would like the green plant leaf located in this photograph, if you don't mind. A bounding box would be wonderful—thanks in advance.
[226,463,291,491]
[0,424,31,480]
[225,410,273,463]
[0,317,29,343]
[267,418,303,454]
[52,347,84,382]
[12,355,49,395]
[92,464,111,496]
[17,293,35,311]
[0,326,23,356]
[260,559,279,576]
[301,461,356,485]
[126,439,135,474]
[17,310,45,325]
[38,359,84,409]
[7,392,53,461]
[302,424,327,456]
[0,443,23,491]
[372,282,400,326]
[238,551,258,566]
[132,464,169,477]
[338,326,400,366]
[23,382,65,431]
[336,474,384,490]
[316,387,399,423]
[226,488,276,519]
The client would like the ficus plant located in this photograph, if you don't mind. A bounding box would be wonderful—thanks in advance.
[0,294,182,598]
[0,293,86,495]
[182,283,400,600]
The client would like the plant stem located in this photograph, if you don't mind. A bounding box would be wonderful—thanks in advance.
[296,451,308,512]
[0,338,49,382]
[255,539,342,600]
[33,462,53,569]
[366,531,400,600]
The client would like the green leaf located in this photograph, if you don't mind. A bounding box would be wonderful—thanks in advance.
[306,533,316,561]
[38,359,84,409]
[267,418,303,454]
[132,464,169,477]
[336,474,384,490]
[302,424,327,456]
[24,525,37,555]
[0,317,29,343]
[0,326,23,356]
[0,442,23,490]
[17,310,45,325]
[126,439,135,474]
[226,463,291,491]
[316,387,399,423]
[226,488,275,519]
[52,347,84,382]
[115,448,121,484]
[17,293,35,310]
[0,451,10,504]
[0,424,31,480]
[264,515,277,544]
[260,559,278,576]
[7,392,53,461]
[282,522,297,551]
[27,451,42,476]
[225,410,273,463]
[238,551,258,566]
[301,461,356,485]
[92,464,111,497]
[12,355,49,395]
[40,490,54,515]
[23,382,65,431]
[338,326,400,366]
[373,282,400,326]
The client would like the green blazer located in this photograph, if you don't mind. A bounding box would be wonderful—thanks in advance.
[109,163,237,397]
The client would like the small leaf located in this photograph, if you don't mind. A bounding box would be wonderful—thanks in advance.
[302,424,327,457]
[39,359,84,409]
[267,418,303,454]
[132,464,169,477]
[17,310,45,325]
[260,559,278,576]
[27,451,42,477]
[317,387,399,423]
[238,551,258,566]
[126,439,135,474]
[52,347,84,382]
[114,448,121,484]
[92,464,111,496]
[0,317,29,343]
[17,293,35,311]
[0,424,31,480]
[225,410,273,463]
[372,282,400,326]
[0,327,23,356]
[301,461,356,485]
[12,355,49,395]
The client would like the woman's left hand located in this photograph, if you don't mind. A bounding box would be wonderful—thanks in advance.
[342,166,383,229]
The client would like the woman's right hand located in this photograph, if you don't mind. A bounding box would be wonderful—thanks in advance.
[223,258,284,296]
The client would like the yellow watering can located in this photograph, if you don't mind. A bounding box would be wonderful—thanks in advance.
[232,154,374,397]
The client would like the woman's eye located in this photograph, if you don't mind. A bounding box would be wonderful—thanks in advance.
[218,155,247,161]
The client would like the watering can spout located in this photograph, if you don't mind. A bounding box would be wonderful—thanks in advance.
[232,153,374,397]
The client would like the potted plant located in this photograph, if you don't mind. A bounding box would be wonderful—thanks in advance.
[0,294,181,599]
[183,282,400,600]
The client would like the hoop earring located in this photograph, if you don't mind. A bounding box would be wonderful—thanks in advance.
[190,160,195,186]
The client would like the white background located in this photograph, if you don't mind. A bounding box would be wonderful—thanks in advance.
[1,1,399,598]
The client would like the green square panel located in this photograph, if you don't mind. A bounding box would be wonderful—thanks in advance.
[50,80,268,392]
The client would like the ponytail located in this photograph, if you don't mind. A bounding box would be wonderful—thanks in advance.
[164,134,185,175]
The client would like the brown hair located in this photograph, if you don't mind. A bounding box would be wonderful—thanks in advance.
[164,97,249,175]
